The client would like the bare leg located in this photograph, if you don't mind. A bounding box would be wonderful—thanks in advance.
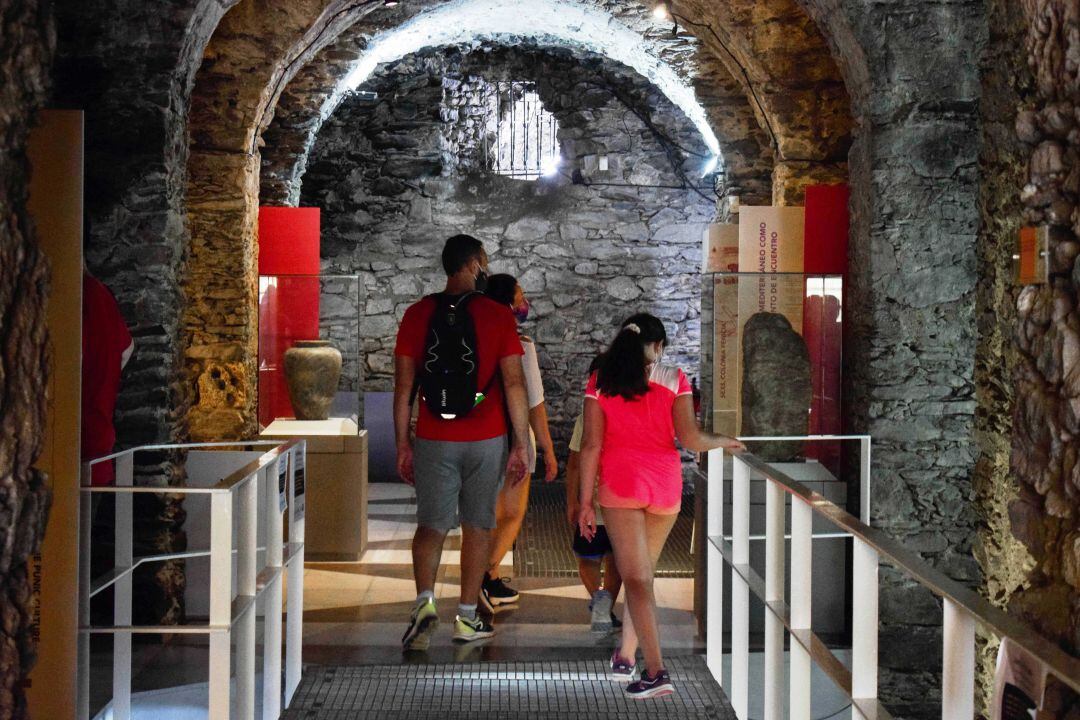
[412,525,448,595]
[602,552,623,603]
[460,522,493,606]
[604,508,678,676]
[487,473,531,576]
[578,557,603,596]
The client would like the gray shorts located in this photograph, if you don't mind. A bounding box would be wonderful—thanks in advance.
[413,436,507,531]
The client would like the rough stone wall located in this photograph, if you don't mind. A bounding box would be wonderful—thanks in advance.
[974,0,1036,707]
[0,1,55,716]
[799,0,988,716]
[52,0,237,627]
[260,1,775,211]
[1010,0,1080,688]
[297,45,715,453]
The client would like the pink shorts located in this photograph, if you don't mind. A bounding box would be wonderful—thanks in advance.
[597,484,680,515]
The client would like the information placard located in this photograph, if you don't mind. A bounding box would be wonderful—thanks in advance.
[277,454,289,513]
[293,450,306,521]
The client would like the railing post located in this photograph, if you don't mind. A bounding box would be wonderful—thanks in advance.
[113,453,134,720]
[706,448,724,683]
[208,491,234,720]
[236,476,258,720]
[263,463,284,720]
[789,498,813,720]
[731,457,750,719]
[285,447,305,705]
[942,599,975,719]
[852,537,879,718]
[859,437,872,524]
[77,469,91,720]
[763,480,785,720]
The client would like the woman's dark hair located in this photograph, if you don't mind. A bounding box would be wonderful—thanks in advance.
[485,273,518,306]
[597,313,668,400]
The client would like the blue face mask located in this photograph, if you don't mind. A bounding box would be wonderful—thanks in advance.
[513,299,530,324]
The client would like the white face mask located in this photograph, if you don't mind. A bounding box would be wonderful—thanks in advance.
[645,343,664,363]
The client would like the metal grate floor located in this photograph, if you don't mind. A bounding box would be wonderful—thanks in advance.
[514,482,696,578]
[283,656,734,719]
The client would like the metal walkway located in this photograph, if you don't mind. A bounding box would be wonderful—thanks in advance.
[283,656,735,719]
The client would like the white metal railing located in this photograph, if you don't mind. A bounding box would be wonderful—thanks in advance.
[705,440,1080,720]
[77,440,307,720]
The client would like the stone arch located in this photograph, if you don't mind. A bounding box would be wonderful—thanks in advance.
[297,43,718,446]
[666,0,854,203]
[261,26,774,208]
[188,0,840,439]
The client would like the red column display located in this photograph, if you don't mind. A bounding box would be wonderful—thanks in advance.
[802,185,848,469]
[258,207,321,427]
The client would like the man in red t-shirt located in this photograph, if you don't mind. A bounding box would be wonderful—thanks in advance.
[82,272,134,487]
[395,234,530,649]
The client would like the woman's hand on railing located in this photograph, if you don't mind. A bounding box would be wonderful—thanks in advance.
[577,504,597,541]
[718,436,746,452]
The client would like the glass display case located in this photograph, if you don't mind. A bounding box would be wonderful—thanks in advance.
[257,274,363,429]
[700,271,843,474]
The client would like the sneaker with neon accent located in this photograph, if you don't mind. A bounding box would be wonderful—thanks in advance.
[625,668,675,699]
[610,650,636,682]
[452,614,496,643]
[401,598,439,651]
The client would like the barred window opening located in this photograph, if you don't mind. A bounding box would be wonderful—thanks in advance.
[486,82,560,180]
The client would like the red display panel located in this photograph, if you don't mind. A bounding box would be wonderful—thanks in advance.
[259,206,321,275]
[803,184,849,275]
[803,185,848,469]
[258,207,321,426]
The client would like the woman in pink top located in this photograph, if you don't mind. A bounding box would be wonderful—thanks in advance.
[578,313,743,699]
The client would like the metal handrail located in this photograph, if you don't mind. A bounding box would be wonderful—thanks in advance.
[729,447,1080,695]
[79,439,308,720]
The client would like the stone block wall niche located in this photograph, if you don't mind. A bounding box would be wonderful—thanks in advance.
[294,44,717,457]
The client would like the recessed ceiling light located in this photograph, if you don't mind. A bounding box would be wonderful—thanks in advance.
[652,3,670,20]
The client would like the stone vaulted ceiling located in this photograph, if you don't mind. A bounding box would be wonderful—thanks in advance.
[182,0,852,440]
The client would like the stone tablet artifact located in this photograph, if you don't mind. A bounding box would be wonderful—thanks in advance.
[741,312,811,462]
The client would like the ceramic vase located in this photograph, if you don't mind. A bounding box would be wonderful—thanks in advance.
[283,339,342,421]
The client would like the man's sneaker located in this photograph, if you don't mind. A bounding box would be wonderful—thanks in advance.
[401,598,439,651]
[590,589,613,633]
[610,650,637,682]
[625,667,675,699]
[481,575,520,609]
[452,614,496,643]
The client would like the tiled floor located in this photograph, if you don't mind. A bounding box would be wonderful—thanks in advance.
[301,482,704,666]
[514,481,695,578]
[283,657,736,719]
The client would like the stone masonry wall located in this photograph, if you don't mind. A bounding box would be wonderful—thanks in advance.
[52,0,237,627]
[1009,2,1080,703]
[298,45,715,455]
[803,0,989,716]
[0,1,55,716]
[974,0,1035,707]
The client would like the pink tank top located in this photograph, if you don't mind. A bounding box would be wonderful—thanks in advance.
[585,364,692,508]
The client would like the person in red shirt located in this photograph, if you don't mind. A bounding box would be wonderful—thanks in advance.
[395,234,530,649]
[82,271,134,487]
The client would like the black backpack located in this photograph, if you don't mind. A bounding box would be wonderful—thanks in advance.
[416,292,496,419]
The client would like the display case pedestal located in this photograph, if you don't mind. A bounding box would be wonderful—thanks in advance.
[261,418,368,560]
